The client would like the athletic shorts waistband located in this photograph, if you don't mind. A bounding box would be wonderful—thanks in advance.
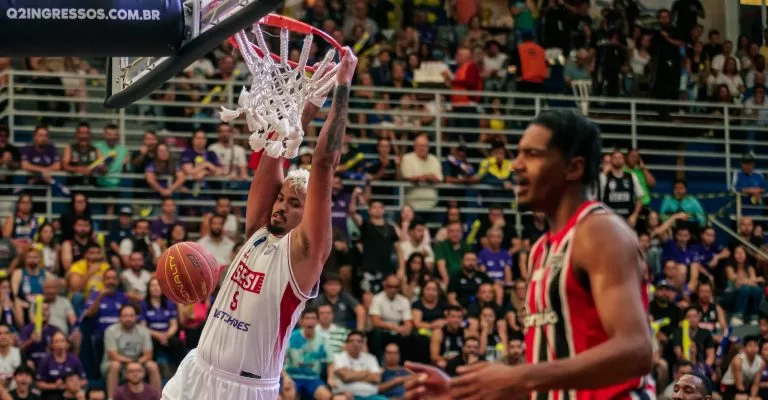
[194,354,280,387]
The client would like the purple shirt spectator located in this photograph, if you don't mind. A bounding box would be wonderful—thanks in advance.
[85,290,127,334]
[19,323,60,365]
[150,219,179,241]
[179,149,220,169]
[477,248,512,282]
[662,239,696,265]
[114,384,161,400]
[141,300,177,332]
[145,162,174,188]
[35,353,86,383]
[21,144,59,167]
[692,242,725,266]
[331,191,351,237]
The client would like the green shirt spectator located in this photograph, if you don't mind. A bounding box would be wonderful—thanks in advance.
[435,230,472,280]
[94,124,128,188]
[509,1,535,33]
[660,180,707,227]
[284,326,329,380]
[626,149,656,205]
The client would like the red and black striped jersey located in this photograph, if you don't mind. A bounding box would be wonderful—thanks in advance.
[524,200,655,400]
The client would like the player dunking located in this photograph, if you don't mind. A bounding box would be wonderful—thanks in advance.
[162,49,358,400]
[404,110,654,400]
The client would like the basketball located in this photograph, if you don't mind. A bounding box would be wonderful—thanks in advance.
[156,242,218,305]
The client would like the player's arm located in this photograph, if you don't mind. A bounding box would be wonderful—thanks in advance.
[519,214,653,392]
[289,50,357,294]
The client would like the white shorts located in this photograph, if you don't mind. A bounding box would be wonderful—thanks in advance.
[162,349,280,400]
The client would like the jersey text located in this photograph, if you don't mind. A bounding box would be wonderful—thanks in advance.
[231,262,266,294]
[212,308,251,332]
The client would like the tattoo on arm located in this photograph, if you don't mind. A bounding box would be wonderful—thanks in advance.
[324,85,350,153]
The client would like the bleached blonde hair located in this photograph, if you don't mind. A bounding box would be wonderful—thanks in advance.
[283,168,310,195]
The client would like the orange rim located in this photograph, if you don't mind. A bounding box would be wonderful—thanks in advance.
[227,13,345,73]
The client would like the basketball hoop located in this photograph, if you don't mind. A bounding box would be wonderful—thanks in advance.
[219,14,345,159]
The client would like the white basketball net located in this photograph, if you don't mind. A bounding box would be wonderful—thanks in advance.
[219,20,339,159]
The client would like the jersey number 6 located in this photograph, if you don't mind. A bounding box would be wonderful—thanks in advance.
[230,292,239,311]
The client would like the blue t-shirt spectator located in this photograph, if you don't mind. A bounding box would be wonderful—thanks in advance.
[141,299,177,332]
[36,353,86,384]
[692,242,725,266]
[662,239,696,265]
[381,366,409,397]
[733,170,767,193]
[477,248,513,282]
[19,323,59,366]
[85,290,127,335]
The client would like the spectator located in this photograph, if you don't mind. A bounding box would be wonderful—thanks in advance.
[474,141,513,189]
[61,122,99,187]
[502,334,525,366]
[102,304,160,399]
[0,325,21,388]
[180,130,223,194]
[661,360,694,399]
[720,335,763,398]
[118,220,160,271]
[84,388,105,400]
[35,224,58,275]
[3,193,43,251]
[710,57,745,97]
[368,275,413,359]
[599,150,643,225]
[19,303,59,367]
[564,49,592,90]
[162,223,187,253]
[113,362,161,400]
[651,9,685,116]
[207,122,248,184]
[20,126,60,186]
[342,1,378,42]
[129,131,159,175]
[66,242,109,297]
[726,246,764,326]
[733,153,766,212]
[430,305,466,369]
[378,343,409,398]
[120,253,151,302]
[692,282,727,344]
[349,197,399,294]
[625,149,656,211]
[434,221,472,285]
[400,134,443,210]
[200,196,240,242]
[511,31,548,94]
[40,281,76,339]
[711,40,739,74]
[690,228,729,290]
[316,304,349,360]
[673,306,715,370]
[144,143,186,198]
[141,278,183,370]
[106,207,133,267]
[729,217,764,257]
[401,253,434,302]
[444,336,482,377]
[9,365,39,400]
[93,124,129,196]
[442,146,475,184]
[447,252,491,307]
[60,217,93,274]
[444,47,482,128]
[197,215,234,268]
[284,308,332,400]
[410,280,446,337]
[150,198,180,242]
[662,224,697,273]
[330,331,385,400]
[396,219,435,279]
[0,126,20,187]
[477,228,515,292]
[364,139,399,183]
[466,283,505,327]
[434,205,467,243]
[649,280,681,347]
[12,247,56,328]
[83,268,126,339]
[311,275,366,331]
[660,180,706,231]
[329,175,352,240]
[35,331,86,400]
[477,306,506,361]
[466,204,519,253]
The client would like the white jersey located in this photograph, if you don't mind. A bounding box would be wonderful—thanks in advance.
[196,227,318,381]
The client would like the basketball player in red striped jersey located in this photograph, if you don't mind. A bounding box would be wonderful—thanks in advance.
[404,110,654,400]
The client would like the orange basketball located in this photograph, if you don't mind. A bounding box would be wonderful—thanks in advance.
[156,242,218,305]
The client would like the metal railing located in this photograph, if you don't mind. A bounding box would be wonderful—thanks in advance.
[2,68,767,223]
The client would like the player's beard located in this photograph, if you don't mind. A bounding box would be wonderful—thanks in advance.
[266,222,286,235]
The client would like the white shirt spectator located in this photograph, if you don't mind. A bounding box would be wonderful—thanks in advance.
[0,346,21,387]
[711,54,741,74]
[397,240,435,266]
[369,291,412,326]
[118,237,161,260]
[332,351,381,397]
[43,295,75,335]
[400,152,443,209]
[197,235,235,267]
[208,142,247,176]
[713,73,745,96]
[121,269,152,299]
[483,53,508,78]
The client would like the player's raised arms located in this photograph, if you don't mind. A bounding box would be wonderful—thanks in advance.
[289,49,357,294]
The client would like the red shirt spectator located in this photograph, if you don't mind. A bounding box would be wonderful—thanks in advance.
[448,48,482,105]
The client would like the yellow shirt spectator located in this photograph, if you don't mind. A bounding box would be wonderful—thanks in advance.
[67,259,110,297]
[476,157,513,181]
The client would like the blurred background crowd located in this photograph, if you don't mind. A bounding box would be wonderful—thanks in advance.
[1,0,768,400]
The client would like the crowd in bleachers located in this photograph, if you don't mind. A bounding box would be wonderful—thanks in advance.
[2,0,768,400]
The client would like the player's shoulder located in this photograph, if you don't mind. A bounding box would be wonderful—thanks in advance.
[574,212,639,252]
